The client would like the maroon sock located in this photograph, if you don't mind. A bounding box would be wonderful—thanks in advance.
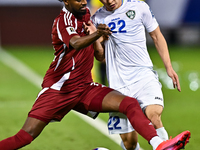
[0,129,33,150]
[119,96,157,142]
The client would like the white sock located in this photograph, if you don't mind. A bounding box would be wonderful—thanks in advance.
[156,127,169,141]
[134,143,140,150]
[149,136,163,150]
[120,141,127,150]
[120,141,140,150]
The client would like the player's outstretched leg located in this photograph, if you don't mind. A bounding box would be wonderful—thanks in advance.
[0,117,47,150]
[0,129,33,150]
[156,130,190,150]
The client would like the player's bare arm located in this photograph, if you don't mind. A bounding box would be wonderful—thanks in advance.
[149,26,181,92]
[70,23,111,51]
[94,43,106,62]
[83,22,109,61]
[94,24,110,61]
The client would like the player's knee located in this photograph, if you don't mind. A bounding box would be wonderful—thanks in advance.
[145,105,163,128]
[145,105,163,120]
[120,131,138,150]
[119,96,140,115]
[150,115,163,128]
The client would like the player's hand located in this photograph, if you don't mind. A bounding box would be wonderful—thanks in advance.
[83,21,97,35]
[103,35,109,41]
[166,67,181,92]
[97,24,112,36]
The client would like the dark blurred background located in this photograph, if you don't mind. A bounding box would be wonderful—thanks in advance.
[0,0,200,46]
[0,0,62,45]
[146,0,200,46]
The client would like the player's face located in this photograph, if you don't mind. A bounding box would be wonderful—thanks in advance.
[100,0,122,11]
[64,0,87,16]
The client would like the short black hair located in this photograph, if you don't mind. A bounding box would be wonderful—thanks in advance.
[58,0,63,2]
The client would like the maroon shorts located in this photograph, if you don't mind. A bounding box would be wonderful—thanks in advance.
[28,82,113,124]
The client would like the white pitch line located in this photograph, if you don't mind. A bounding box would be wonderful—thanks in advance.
[0,48,43,88]
[0,47,122,147]
[74,111,122,145]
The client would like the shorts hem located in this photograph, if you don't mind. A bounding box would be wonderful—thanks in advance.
[28,114,53,124]
[108,129,135,135]
[90,88,114,112]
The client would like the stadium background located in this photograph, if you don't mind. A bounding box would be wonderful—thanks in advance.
[0,0,200,149]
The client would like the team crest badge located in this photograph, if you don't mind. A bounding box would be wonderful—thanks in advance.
[126,10,135,20]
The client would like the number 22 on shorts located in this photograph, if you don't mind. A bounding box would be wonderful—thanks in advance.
[108,116,122,130]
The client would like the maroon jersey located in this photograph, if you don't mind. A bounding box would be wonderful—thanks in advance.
[29,7,113,123]
[42,7,93,92]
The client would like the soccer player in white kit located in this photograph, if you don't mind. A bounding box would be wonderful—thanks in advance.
[91,0,181,149]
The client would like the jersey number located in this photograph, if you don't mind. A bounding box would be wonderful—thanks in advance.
[108,20,127,33]
[108,116,122,130]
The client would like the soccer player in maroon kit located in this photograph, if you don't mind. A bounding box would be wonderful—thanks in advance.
[0,0,190,149]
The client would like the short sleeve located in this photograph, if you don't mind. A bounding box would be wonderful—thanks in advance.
[57,15,79,48]
[141,2,158,33]
[91,14,98,28]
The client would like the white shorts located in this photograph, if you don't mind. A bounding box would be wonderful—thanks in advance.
[108,70,164,134]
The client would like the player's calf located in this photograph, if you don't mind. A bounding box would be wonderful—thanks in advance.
[119,96,157,142]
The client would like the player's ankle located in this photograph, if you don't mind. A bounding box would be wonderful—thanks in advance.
[149,136,163,150]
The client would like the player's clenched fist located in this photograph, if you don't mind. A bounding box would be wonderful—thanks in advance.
[97,24,112,36]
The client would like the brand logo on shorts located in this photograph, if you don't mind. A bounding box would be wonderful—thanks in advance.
[155,97,163,101]
[126,10,136,20]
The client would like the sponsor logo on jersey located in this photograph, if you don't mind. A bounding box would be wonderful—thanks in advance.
[126,10,136,20]
[66,27,77,35]
[111,17,120,22]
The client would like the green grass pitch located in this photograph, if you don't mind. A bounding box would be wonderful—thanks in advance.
[0,45,199,149]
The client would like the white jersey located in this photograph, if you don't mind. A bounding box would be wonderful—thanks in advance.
[92,0,159,89]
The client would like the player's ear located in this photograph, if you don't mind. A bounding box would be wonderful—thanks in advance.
[63,0,69,6]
